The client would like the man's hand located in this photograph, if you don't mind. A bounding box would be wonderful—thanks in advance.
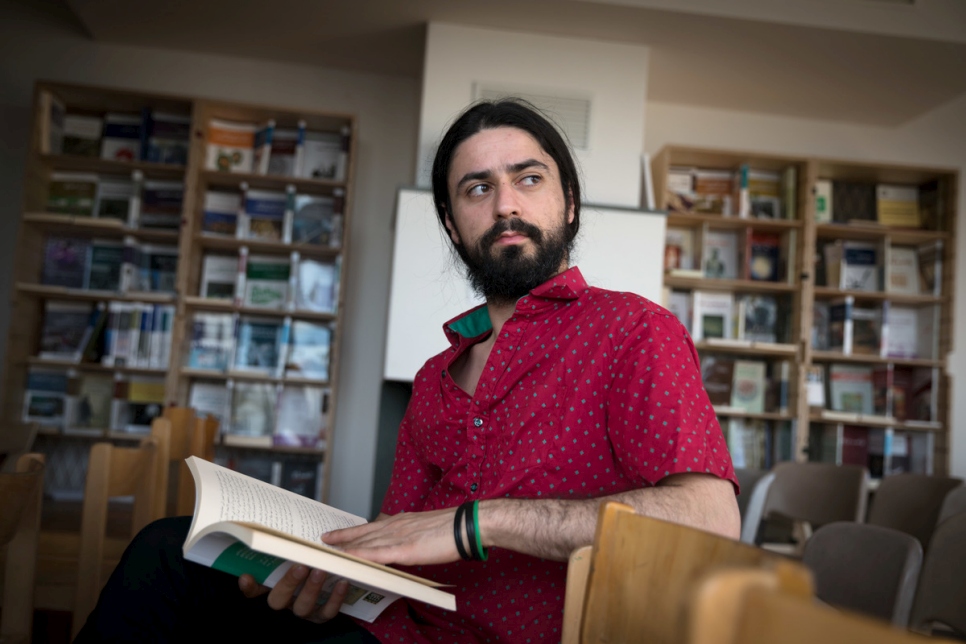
[238,565,350,624]
[321,507,461,565]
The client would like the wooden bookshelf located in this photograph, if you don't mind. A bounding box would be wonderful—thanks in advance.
[1,81,355,503]
[652,144,958,477]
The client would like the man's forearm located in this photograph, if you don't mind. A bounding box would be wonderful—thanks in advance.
[478,474,740,561]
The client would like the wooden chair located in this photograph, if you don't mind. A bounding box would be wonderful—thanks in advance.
[161,406,219,517]
[562,501,814,644]
[0,453,45,644]
[688,567,958,644]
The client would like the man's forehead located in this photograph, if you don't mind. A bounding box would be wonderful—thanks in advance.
[449,126,556,176]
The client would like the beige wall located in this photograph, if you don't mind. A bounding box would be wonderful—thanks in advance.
[644,96,966,479]
[0,2,421,517]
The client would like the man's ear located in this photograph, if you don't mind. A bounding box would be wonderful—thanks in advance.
[566,189,576,225]
[442,208,462,245]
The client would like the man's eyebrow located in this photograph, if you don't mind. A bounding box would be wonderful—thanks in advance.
[455,159,551,191]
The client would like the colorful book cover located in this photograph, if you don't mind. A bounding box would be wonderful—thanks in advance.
[200,254,239,300]
[829,364,874,414]
[141,109,191,165]
[739,294,778,343]
[267,128,300,176]
[702,229,739,280]
[62,114,102,157]
[42,237,90,289]
[47,172,98,217]
[244,189,287,241]
[202,190,241,236]
[234,316,284,373]
[243,255,290,309]
[297,129,347,181]
[85,240,125,291]
[205,118,256,173]
[292,194,341,247]
[747,231,781,281]
[284,321,331,380]
[100,112,142,162]
[188,312,236,371]
[730,360,766,414]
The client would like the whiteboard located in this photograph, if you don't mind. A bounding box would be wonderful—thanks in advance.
[383,188,667,382]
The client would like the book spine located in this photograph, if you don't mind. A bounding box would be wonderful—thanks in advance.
[255,120,275,176]
[879,300,889,359]
[226,313,241,372]
[235,246,249,307]
[842,295,855,356]
[282,184,296,244]
[288,251,299,311]
[737,164,750,219]
[276,316,292,379]
[236,182,250,240]
[129,169,144,228]
[139,107,153,162]
[293,120,307,178]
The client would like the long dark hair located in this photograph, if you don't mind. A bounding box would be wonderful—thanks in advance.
[430,98,581,244]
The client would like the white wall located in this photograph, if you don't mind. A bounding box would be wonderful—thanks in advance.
[0,1,421,518]
[645,95,966,479]
[416,23,649,208]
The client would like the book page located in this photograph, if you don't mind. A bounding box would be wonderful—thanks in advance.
[187,456,365,545]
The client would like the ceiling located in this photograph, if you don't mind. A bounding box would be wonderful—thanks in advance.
[61,0,966,127]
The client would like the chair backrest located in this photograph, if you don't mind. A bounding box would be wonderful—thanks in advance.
[936,484,966,525]
[1,453,45,642]
[801,521,922,627]
[573,501,813,644]
[0,422,39,473]
[689,567,956,644]
[72,429,166,639]
[762,462,868,528]
[739,471,775,544]
[734,468,768,521]
[908,511,966,639]
[161,407,219,516]
[866,473,963,551]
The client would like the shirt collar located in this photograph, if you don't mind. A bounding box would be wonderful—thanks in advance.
[443,267,588,346]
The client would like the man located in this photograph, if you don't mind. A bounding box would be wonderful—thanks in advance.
[76,99,738,643]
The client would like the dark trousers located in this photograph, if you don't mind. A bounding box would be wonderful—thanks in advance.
[74,516,380,643]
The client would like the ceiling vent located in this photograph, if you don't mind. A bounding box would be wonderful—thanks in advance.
[474,84,593,150]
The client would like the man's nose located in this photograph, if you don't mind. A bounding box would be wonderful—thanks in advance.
[493,182,521,219]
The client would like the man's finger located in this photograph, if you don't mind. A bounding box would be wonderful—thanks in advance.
[266,564,309,611]
[291,569,327,619]
[238,574,269,599]
[316,579,350,623]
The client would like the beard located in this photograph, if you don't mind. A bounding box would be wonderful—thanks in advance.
[453,216,572,304]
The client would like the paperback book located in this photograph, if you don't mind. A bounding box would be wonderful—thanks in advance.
[730,360,766,414]
[22,368,70,425]
[296,128,347,181]
[139,180,184,230]
[200,254,240,300]
[47,172,98,217]
[42,237,90,289]
[737,294,778,343]
[86,239,125,291]
[188,381,231,427]
[284,321,332,380]
[70,372,114,430]
[690,291,734,342]
[275,385,328,448]
[206,119,256,173]
[228,381,277,442]
[39,301,94,361]
[188,313,237,371]
[829,363,874,415]
[182,457,455,623]
[100,113,141,162]
[202,190,241,236]
[94,176,139,222]
[62,114,102,157]
[295,259,339,313]
[243,189,287,241]
[701,356,734,407]
[141,110,191,166]
[234,316,285,374]
[267,125,302,176]
[746,231,781,282]
[702,229,739,280]
[243,255,291,309]
[291,194,342,247]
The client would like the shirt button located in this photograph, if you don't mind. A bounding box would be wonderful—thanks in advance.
[470,483,478,492]
[473,418,483,427]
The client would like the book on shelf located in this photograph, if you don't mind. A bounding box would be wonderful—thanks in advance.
[100,302,174,369]
[241,188,288,241]
[275,384,329,449]
[745,169,782,219]
[876,184,920,228]
[691,168,734,216]
[841,241,880,292]
[736,294,778,343]
[909,368,935,422]
[832,181,876,223]
[765,361,791,415]
[295,258,339,313]
[42,237,90,289]
[139,180,184,230]
[850,304,882,356]
[890,366,915,421]
[234,316,285,374]
[702,229,739,280]
[223,451,278,485]
[291,192,343,247]
[62,114,102,157]
[284,321,332,380]
[840,425,869,468]
[86,239,125,291]
[205,118,256,174]
[243,254,291,309]
[829,363,874,415]
[188,381,231,427]
[781,166,797,221]
[296,127,348,181]
[664,227,695,272]
[745,230,781,282]
[726,418,766,469]
[69,372,114,431]
[883,305,919,359]
[188,312,237,371]
[918,180,944,232]
[94,175,139,223]
[202,189,242,236]
[917,240,942,296]
[730,360,766,414]
[200,254,240,300]
[227,381,277,445]
[278,458,325,500]
[111,376,165,433]
[701,356,734,407]
[886,246,921,295]
[39,301,95,361]
[182,456,455,622]
[805,364,826,409]
[808,425,839,465]
[140,109,191,166]
[131,244,179,294]
[100,113,141,162]
[813,179,833,223]
[827,296,854,354]
[252,120,276,175]
[665,290,692,336]
[22,368,70,426]
[691,291,734,342]
[47,172,98,217]
[41,91,66,155]
[811,300,830,351]
[266,124,303,177]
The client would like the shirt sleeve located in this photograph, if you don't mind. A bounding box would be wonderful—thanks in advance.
[605,308,737,489]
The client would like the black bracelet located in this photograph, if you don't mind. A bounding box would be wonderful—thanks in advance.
[453,503,471,561]
[461,500,486,561]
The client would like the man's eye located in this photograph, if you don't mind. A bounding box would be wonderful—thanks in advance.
[468,184,489,197]
[520,175,541,186]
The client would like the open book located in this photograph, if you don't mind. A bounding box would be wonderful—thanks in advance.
[183,456,456,622]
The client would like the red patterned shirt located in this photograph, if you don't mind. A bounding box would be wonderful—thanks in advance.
[363,267,736,643]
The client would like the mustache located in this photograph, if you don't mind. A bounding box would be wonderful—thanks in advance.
[478,218,544,249]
